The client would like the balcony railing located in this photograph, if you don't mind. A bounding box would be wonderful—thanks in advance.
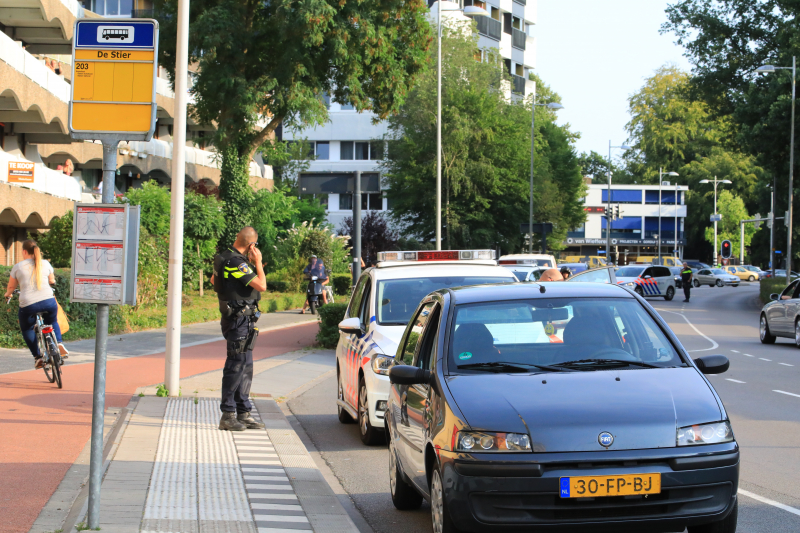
[477,17,502,40]
[514,0,526,4]
[0,31,70,102]
[512,28,526,50]
[512,75,526,95]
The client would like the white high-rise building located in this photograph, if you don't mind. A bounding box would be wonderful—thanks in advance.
[282,0,537,233]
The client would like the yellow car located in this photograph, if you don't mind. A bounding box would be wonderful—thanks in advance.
[561,255,608,268]
[724,266,759,281]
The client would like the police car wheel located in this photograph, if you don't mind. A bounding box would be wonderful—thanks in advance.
[664,286,675,301]
[337,370,354,424]
[634,286,644,297]
[358,376,384,445]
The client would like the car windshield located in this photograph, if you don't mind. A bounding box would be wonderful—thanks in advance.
[616,267,645,278]
[712,269,726,275]
[448,298,683,374]
[510,271,527,281]
[376,276,511,325]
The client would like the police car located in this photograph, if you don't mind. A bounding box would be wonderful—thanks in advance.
[615,264,676,300]
[498,254,557,282]
[335,250,517,445]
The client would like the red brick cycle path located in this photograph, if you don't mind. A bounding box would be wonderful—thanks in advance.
[0,323,318,533]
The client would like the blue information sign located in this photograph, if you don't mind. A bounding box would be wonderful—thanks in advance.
[75,20,156,49]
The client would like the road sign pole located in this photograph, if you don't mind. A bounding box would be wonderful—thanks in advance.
[87,140,117,529]
[165,0,191,396]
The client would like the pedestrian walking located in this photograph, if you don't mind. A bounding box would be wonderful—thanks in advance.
[4,240,69,368]
[211,227,267,431]
[680,262,693,302]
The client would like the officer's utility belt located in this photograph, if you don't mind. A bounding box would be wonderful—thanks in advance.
[234,326,259,354]
[221,300,260,320]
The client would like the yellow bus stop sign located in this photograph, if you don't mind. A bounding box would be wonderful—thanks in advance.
[69,20,158,139]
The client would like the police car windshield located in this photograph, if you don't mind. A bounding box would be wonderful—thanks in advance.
[448,298,682,373]
[377,277,511,325]
[616,267,645,278]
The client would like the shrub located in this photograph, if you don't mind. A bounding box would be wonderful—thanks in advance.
[267,280,290,293]
[32,211,73,268]
[331,273,352,296]
[267,299,279,313]
[316,303,348,348]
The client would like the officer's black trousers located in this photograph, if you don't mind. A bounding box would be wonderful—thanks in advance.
[220,315,255,414]
[683,283,691,301]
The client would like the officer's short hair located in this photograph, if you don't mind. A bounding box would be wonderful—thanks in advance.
[234,227,258,247]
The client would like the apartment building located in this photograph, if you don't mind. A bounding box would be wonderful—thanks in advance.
[561,182,689,264]
[283,0,536,233]
[0,0,273,265]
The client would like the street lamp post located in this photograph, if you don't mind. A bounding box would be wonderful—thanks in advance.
[658,168,679,263]
[767,182,776,277]
[528,85,563,252]
[757,57,796,284]
[699,176,732,265]
[606,142,632,263]
[436,1,487,250]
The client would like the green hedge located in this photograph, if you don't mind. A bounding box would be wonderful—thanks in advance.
[760,278,789,305]
[316,303,348,348]
[267,280,291,293]
[331,273,352,296]
[1,266,125,349]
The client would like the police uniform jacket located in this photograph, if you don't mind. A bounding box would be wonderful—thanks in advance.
[213,247,260,318]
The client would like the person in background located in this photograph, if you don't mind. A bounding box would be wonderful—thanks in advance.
[4,240,68,368]
[539,268,564,282]
[301,255,329,313]
[680,262,693,302]
[560,267,572,280]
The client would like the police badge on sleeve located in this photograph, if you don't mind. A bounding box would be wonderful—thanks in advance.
[238,263,252,274]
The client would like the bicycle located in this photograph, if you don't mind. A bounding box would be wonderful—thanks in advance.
[6,289,64,388]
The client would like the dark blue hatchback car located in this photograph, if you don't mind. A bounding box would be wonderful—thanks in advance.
[386,282,738,533]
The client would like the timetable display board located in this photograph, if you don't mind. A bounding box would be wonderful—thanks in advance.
[69,19,158,138]
[70,203,140,305]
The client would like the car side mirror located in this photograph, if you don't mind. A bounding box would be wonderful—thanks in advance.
[389,365,434,386]
[338,317,363,335]
[693,354,730,375]
[770,293,780,301]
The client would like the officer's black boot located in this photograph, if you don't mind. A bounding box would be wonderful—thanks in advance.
[219,411,246,431]
[238,411,266,429]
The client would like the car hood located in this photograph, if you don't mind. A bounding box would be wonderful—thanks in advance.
[368,324,406,357]
[445,367,722,452]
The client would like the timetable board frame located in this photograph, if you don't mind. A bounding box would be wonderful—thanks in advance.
[70,203,140,305]
[68,19,159,141]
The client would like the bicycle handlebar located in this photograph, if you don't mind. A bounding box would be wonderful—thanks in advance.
[6,289,19,305]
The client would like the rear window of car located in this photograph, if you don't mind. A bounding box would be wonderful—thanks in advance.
[448,298,682,373]
[376,276,512,325]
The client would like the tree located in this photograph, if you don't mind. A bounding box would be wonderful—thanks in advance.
[703,190,756,260]
[155,0,433,246]
[383,22,585,253]
[339,211,399,265]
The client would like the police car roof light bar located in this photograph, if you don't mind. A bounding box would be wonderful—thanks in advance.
[377,250,496,262]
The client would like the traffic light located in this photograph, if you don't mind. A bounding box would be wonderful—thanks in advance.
[614,205,621,220]
[721,240,732,259]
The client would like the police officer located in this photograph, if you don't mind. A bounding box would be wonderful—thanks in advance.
[680,262,693,302]
[211,227,267,431]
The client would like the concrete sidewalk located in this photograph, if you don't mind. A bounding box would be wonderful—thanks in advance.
[54,349,356,533]
[0,310,317,375]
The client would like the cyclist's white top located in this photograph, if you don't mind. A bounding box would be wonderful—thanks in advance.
[10,259,54,307]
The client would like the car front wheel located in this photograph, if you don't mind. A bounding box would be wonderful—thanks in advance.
[687,500,737,533]
[358,376,384,445]
[693,279,700,288]
[716,279,724,287]
[431,468,460,533]
[749,275,756,281]
[795,320,800,349]
[760,314,776,344]
[664,286,675,301]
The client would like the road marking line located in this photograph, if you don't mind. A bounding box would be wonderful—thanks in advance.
[774,390,800,398]
[731,350,740,353]
[760,358,772,361]
[739,489,800,518]
[654,309,719,352]
[744,354,755,357]
[779,363,795,367]
[726,379,746,383]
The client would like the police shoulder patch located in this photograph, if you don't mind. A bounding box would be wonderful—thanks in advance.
[238,263,252,274]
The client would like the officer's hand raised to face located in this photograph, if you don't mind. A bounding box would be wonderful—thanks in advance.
[248,244,262,264]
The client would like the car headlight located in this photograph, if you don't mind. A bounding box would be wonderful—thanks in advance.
[454,431,532,452]
[371,355,394,375]
[677,421,733,446]
[623,282,635,287]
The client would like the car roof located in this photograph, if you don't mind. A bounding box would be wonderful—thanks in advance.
[368,263,517,281]
[447,281,635,305]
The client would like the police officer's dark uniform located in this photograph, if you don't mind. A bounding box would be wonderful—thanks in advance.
[213,246,265,431]
[680,265,693,302]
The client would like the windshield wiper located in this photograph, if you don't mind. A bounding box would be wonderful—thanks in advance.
[457,361,569,373]
[552,358,663,369]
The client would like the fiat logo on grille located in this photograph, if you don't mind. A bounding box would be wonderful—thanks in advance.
[598,432,614,448]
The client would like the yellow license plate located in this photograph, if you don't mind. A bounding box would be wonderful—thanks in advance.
[559,473,661,498]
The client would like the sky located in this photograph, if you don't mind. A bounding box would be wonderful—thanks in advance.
[534,0,693,158]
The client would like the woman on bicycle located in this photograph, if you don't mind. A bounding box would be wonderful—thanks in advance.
[3,240,68,368]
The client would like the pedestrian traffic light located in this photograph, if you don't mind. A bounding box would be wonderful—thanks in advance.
[721,240,732,259]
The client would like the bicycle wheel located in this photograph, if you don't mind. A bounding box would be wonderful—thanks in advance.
[39,333,55,383]
[46,335,62,389]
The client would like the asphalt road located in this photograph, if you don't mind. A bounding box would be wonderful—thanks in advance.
[288,282,800,533]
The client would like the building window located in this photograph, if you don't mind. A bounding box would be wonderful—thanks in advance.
[339,194,353,210]
[341,141,354,160]
[315,141,330,160]
[369,141,384,160]
[355,142,370,160]
[601,189,642,204]
[645,190,678,204]
[340,103,354,110]
[515,64,523,77]
[491,6,500,21]
[335,193,383,211]
[321,92,331,109]
[92,0,133,17]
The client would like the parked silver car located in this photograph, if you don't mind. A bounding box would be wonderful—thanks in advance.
[693,268,739,287]
[760,279,800,345]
